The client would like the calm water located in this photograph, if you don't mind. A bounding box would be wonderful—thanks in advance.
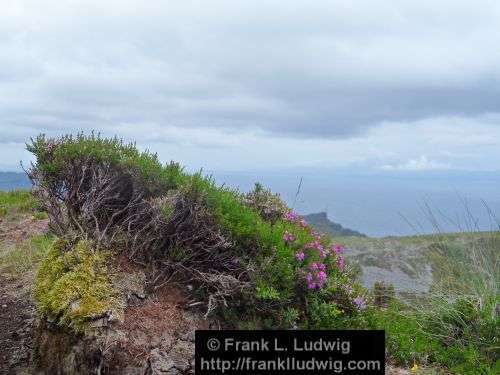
[2,170,499,237]
[210,169,500,237]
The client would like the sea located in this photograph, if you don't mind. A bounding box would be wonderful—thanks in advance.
[2,169,499,238]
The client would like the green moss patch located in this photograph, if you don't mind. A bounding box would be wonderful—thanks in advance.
[35,239,122,332]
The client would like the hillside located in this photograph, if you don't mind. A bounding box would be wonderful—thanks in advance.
[304,212,366,237]
[339,232,499,296]
[0,134,497,375]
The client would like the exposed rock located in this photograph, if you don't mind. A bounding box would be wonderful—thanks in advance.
[33,262,216,374]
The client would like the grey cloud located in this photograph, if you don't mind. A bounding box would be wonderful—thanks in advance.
[1,0,500,144]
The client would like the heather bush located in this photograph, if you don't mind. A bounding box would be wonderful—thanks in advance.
[29,133,366,330]
[244,182,289,223]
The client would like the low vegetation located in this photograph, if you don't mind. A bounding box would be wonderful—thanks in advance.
[366,231,499,374]
[27,133,367,332]
[0,132,496,374]
[35,238,122,332]
[0,190,39,218]
[0,234,52,274]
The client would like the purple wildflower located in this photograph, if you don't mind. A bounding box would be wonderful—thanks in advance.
[317,271,327,282]
[354,296,367,310]
[305,263,328,289]
[295,251,305,262]
[284,211,299,223]
[310,230,322,240]
[336,255,345,271]
[332,244,344,254]
[283,230,296,243]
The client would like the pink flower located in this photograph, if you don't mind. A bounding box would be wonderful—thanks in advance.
[336,255,345,271]
[305,240,329,258]
[305,263,328,289]
[332,244,344,254]
[310,262,326,272]
[283,231,296,243]
[317,271,327,282]
[319,248,329,259]
[310,230,322,240]
[298,218,308,228]
[284,211,299,223]
[295,251,305,262]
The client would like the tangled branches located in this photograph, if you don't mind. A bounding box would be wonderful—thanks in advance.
[26,134,249,314]
[27,158,162,256]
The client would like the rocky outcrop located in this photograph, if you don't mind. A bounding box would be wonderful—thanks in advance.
[34,270,217,375]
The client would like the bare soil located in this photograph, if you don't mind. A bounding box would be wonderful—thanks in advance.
[0,215,48,375]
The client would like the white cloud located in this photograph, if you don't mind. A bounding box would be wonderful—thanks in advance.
[381,156,451,171]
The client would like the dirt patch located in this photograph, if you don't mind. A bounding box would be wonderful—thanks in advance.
[0,273,37,375]
[0,216,48,243]
[0,215,49,375]
[102,282,216,374]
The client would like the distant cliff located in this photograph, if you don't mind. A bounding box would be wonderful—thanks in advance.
[303,212,366,237]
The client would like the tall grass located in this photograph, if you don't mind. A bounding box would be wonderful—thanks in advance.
[0,234,53,274]
[416,230,499,373]
[379,203,500,374]
[0,190,38,217]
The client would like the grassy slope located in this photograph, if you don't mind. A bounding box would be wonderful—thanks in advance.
[328,231,499,294]
[2,189,498,374]
[0,190,51,276]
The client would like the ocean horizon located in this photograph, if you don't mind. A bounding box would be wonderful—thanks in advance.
[2,169,499,238]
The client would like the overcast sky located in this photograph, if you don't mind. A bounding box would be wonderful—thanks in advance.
[2,0,500,172]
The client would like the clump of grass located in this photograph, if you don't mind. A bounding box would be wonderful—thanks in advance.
[368,302,443,366]
[0,190,38,218]
[35,238,123,332]
[0,234,53,274]
[415,233,499,374]
[369,219,500,374]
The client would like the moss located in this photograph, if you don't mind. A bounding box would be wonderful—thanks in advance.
[35,239,122,332]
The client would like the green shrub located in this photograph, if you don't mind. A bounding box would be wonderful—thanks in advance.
[28,133,366,331]
[369,296,499,374]
[27,133,186,197]
[368,303,443,366]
